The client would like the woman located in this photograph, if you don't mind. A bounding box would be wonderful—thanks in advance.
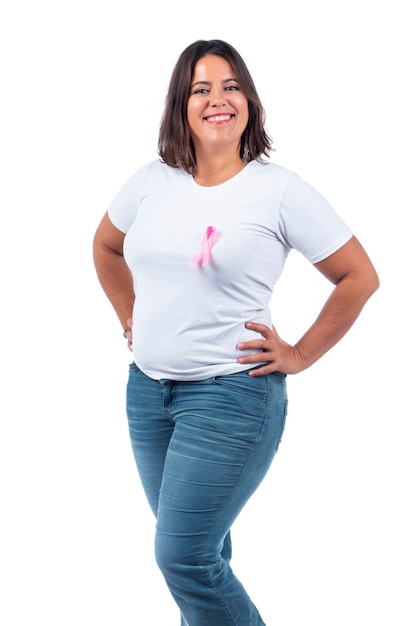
[93,39,379,626]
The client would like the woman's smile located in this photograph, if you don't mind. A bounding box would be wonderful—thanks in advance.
[204,113,234,123]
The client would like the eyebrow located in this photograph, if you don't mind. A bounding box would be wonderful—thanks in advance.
[190,78,239,89]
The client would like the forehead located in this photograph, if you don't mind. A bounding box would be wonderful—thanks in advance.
[192,54,236,79]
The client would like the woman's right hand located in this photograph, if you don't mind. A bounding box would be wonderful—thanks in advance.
[124,317,133,351]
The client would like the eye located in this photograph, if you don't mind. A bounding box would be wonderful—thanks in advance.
[225,84,239,91]
[192,87,209,95]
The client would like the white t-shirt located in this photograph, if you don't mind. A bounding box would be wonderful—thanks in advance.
[108,159,352,380]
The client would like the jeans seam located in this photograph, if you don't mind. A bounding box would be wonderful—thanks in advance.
[195,388,269,624]
[198,468,252,626]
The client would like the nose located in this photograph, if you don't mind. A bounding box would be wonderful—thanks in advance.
[209,86,226,107]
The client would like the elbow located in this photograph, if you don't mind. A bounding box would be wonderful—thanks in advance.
[370,266,380,294]
[372,273,380,295]
[363,267,380,301]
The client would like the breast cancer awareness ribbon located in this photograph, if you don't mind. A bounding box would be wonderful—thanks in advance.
[189,226,220,267]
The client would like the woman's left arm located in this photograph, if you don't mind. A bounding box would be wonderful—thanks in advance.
[237,236,380,376]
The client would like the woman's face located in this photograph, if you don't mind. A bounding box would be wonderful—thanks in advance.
[187,54,249,156]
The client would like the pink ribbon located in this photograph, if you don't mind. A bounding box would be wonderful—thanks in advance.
[189,226,219,267]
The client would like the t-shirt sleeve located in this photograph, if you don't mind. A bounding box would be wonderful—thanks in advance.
[108,166,149,233]
[278,173,353,263]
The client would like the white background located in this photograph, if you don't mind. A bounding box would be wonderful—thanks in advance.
[1,1,415,624]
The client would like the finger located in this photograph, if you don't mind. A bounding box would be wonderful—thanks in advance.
[247,363,276,377]
[238,352,272,365]
[237,340,269,352]
[245,321,274,338]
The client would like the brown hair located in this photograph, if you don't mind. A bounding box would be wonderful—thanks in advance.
[158,39,273,173]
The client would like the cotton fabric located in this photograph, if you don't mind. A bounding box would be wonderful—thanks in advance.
[108,159,352,380]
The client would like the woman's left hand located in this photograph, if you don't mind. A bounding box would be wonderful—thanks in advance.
[237,237,380,377]
[237,322,302,376]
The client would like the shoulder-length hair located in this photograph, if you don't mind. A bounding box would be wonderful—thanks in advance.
[158,39,273,173]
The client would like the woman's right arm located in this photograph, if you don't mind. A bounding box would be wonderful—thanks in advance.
[93,212,135,340]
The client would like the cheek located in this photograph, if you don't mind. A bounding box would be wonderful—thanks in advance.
[240,104,249,129]
[187,102,199,130]
[236,96,249,123]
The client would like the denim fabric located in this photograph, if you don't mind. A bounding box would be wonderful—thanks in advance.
[126,363,288,626]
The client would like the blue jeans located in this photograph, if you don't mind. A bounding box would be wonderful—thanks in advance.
[126,363,288,626]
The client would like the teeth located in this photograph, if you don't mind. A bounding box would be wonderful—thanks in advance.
[206,114,232,122]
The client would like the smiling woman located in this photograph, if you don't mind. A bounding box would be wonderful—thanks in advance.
[93,39,379,626]
[158,39,272,179]
[186,55,249,182]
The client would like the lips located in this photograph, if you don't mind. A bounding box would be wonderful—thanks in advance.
[204,114,233,122]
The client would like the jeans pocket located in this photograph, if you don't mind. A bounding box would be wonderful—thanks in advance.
[211,370,268,398]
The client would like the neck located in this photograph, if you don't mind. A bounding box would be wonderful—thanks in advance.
[193,151,245,187]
